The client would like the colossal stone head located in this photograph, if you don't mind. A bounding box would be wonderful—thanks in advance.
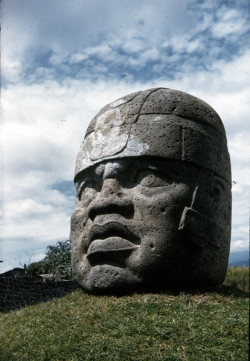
[70,88,231,293]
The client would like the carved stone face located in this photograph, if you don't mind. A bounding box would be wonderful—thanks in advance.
[71,88,232,293]
[71,157,200,293]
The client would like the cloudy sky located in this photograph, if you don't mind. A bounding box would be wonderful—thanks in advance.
[1,0,249,272]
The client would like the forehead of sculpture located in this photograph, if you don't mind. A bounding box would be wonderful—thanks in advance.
[85,88,226,137]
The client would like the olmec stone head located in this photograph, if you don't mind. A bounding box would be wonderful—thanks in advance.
[71,88,231,293]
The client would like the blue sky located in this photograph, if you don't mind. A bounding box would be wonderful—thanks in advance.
[1,0,250,272]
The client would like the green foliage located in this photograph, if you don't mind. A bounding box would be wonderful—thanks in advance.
[0,267,249,361]
[44,240,71,278]
[25,260,50,277]
[25,240,71,279]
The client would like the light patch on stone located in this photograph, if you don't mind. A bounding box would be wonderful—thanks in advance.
[90,126,128,161]
[123,135,149,157]
[110,97,128,108]
[95,108,124,130]
[88,130,149,162]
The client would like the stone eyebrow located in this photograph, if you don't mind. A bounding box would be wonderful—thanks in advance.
[75,162,104,184]
[75,171,100,192]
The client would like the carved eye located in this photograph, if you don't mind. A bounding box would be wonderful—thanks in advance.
[136,169,173,188]
[78,179,101,201]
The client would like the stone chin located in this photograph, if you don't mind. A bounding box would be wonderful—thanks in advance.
[74,264,143,294]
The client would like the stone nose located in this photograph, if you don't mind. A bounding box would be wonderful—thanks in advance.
[100,179,120,197]
[88,179,134,221]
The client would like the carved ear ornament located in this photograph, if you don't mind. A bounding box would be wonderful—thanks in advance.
[178,207,223,248]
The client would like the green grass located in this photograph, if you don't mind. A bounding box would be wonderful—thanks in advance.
[224,265,249,293]
[0,267,249,361]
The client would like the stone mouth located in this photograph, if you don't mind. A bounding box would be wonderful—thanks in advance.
[87,237,138,258]
[87,222,140,258]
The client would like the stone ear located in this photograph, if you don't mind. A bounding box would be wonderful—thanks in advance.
[211,177,224,203]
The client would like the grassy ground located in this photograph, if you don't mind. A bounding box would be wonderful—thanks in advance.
[0,267,249,361]
[224,265,249,292]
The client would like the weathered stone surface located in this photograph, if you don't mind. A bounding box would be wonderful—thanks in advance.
[71,87,232,294]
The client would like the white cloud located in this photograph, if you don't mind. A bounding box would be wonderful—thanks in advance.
[229,133,250,173]
[162,35,204,54]
[121,38,146,54]
[212,8,249,38]
[2,1,194,54]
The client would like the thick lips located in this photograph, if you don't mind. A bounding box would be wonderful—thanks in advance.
[87,222,140,258]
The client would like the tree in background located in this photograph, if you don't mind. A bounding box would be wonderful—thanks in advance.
[24,260,50,277]
[26,240,71,279]
[44,240,71,279]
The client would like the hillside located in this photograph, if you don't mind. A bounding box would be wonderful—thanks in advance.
[229,250,249,267]
[0,267,249,361]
